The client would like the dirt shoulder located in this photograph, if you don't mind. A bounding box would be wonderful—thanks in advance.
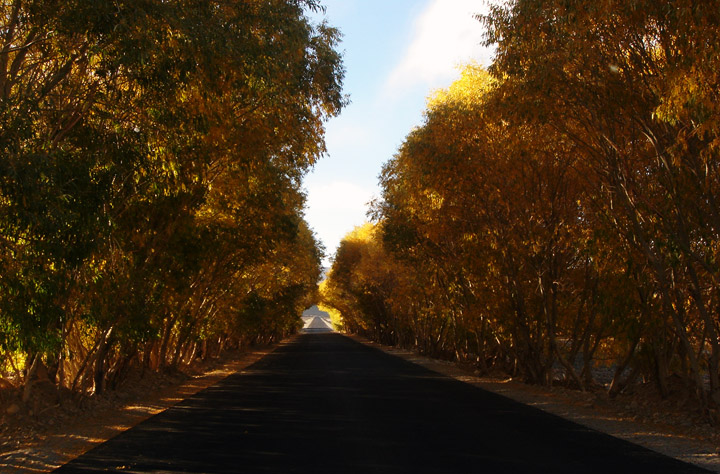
[345,334,720,473]
[3,332,718,473]
[0,340,290,474]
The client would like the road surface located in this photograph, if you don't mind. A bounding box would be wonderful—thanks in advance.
[54,333,709,473]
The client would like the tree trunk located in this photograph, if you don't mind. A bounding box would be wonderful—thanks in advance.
[21,354,40,403]
[93,336,112,396]
[608,334,640,398]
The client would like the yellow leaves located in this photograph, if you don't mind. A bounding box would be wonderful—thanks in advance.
[323,220,423,340]
[326,0,720,400]
[424,189,444,211]
[343,222,377,244]
[654,63,720,145]
[426,63,495,113]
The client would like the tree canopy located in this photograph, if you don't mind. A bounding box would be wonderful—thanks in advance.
[0,0,345,396]
[322,0,720,419]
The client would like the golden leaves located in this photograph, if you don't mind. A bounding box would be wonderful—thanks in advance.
[338,0,720,400]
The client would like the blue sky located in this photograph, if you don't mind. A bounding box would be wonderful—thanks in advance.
[304,1,495,265]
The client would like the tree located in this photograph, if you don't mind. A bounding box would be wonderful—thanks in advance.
[484,0,720,405]
[0,0,345,397]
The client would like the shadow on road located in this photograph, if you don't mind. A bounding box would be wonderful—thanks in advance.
[53,333,710,474]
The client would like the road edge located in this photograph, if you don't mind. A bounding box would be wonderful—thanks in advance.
[343,333,720,473]
[0,337,296,474]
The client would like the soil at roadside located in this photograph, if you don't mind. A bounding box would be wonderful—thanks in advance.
[344,335,720,473]
[2,332,719,473]
[0,342,285,473]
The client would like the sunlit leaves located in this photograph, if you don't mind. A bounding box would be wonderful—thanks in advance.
[329,0,720,410]
[0,0,344,393]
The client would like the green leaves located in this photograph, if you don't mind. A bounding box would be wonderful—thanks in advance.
[0,0,343,392]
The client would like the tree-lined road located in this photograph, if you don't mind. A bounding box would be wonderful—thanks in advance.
[54,333,708,473]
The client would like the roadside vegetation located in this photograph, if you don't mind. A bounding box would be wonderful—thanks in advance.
[0,0,344,408]
[322,0,720,421]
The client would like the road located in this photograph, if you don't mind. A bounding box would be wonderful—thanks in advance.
[54,333,709,473]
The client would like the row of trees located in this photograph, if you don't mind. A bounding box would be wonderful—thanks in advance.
[0,0,344,398]
[323,0,720,415]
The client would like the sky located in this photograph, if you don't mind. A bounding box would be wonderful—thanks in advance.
[304,0,496,265]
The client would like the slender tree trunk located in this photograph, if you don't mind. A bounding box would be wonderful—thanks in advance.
[21,354,40,403]
[71,326,112,393]
[93,335,113,396]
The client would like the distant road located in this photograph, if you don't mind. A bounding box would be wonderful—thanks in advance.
[54,333,709,473]
[301,315,333,332]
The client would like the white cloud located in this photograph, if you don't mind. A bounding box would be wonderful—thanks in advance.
[304,181,376,260]
[385,0,493,95]
[306,180,373,212]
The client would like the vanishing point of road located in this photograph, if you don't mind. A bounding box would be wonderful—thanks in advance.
[54,332,709,473]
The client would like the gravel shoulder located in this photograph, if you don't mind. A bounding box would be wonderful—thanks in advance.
[345,334,720,473]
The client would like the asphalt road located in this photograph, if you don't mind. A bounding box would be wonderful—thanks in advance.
[54,333,710,473]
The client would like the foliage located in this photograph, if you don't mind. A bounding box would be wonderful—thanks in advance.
[0,0,343,395]
[324,0,720,418]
